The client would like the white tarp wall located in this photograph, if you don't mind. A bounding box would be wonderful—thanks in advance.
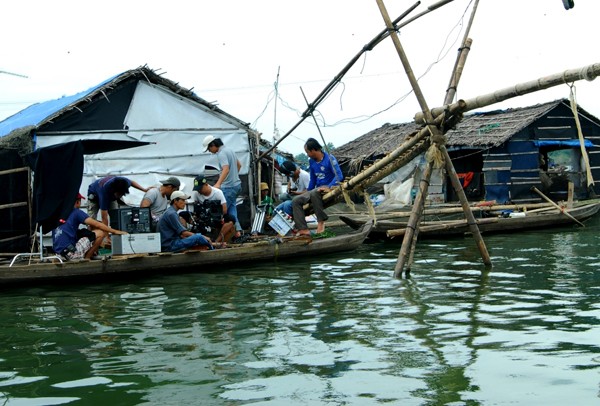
[35,81,253,207]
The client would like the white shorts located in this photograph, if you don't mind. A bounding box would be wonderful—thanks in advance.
[66,237,93,260]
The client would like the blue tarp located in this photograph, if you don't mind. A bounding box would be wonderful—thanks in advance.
[534,139,596,148]
[0,74,120,138]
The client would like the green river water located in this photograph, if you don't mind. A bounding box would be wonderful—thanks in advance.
[1,217,599,405]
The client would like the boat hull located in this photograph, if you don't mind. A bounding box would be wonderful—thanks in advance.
[340,202,600,239]
[0,221,372,286]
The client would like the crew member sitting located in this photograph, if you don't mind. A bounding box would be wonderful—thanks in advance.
[259,182,274,221]
[276,161,310,216]
[292,137,343,236]
[52,193,127,260]
[190,175,236,243]
[158,190,214,252]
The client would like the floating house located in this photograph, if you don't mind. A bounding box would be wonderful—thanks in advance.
[0,66,281,252]
[335,99,600,205]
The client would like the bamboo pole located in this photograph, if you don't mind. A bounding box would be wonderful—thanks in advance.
[444,38,472,105]
[406,0,479,271]
[257,1,459,161]
[442,144,492,265]
[567,182,574,209]
[0,167,29,176]
[443,0,479,105]
[256,6,418,161]
[405,160,432,270]
[373,0,446,275]
[27,167,33,249]
[256,133,262,208]
[531,187,585,226]
[323,101,465,200]
[323,60,600,206]
[336,201,556,219]
[568,87,595,192]
[374,0,491,275]
[0,234,29,243]
[0,202,28,211]
[415,63,600,123]
[388,217,499,237]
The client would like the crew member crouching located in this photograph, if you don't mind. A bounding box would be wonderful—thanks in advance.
[52,193,127,260]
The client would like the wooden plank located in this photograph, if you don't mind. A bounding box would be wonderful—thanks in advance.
[0,202,28,210]
[0,167,28,176]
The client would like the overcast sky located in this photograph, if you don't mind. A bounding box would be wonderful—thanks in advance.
[1,0,599,155]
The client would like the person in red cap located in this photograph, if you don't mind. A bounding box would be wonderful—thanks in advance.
[52,193,127,260]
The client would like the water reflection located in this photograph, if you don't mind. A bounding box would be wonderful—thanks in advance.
[0,222,599,404]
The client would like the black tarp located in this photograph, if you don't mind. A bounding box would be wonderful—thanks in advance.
[41,81,137,133]
[25,139,149,231]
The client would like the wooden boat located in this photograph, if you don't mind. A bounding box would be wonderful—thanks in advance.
[0,221,372,286]
[339,202,600,239]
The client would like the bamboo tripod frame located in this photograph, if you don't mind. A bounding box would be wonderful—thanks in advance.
[374,0,491,276]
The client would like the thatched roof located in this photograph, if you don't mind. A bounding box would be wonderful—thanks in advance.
[335,99,600,159]
[0,126,35,156]
[445,99,569,147]
[334,122,420,160]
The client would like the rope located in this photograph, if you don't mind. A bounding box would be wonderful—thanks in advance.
[341,187,356,213]
[363,188,377,225]
[580,66,595,82]
[425,144,444,169]
[568,84,595,190]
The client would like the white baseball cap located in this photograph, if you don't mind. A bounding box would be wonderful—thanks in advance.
[203,135,215,151]
[170,191,190,201]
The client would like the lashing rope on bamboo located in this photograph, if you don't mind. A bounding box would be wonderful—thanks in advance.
[568,83,595,192]
[341,186,356,213]
[362,187,378,225]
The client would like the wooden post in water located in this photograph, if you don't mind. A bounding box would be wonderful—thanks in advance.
[373,0,445,275]
[438,0,490,267]
[374,0,491,275]
[404,0,480,272]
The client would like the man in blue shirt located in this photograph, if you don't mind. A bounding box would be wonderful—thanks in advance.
[292,138,343,236]
[52,193,127,260]
[87,176,150,226]
[158,191,214,252]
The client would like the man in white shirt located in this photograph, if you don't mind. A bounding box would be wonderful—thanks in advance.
[276,161,310,216]
[191,175,235,243]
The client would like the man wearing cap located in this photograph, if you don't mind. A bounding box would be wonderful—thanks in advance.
[158,190,214,252]
[203,135,243,236]
[191,175,236,243]
[52,193,127,260]
[87,175,151,226]
[141,176,180,230]
[259,182,274,218]
[276,161,310,216]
